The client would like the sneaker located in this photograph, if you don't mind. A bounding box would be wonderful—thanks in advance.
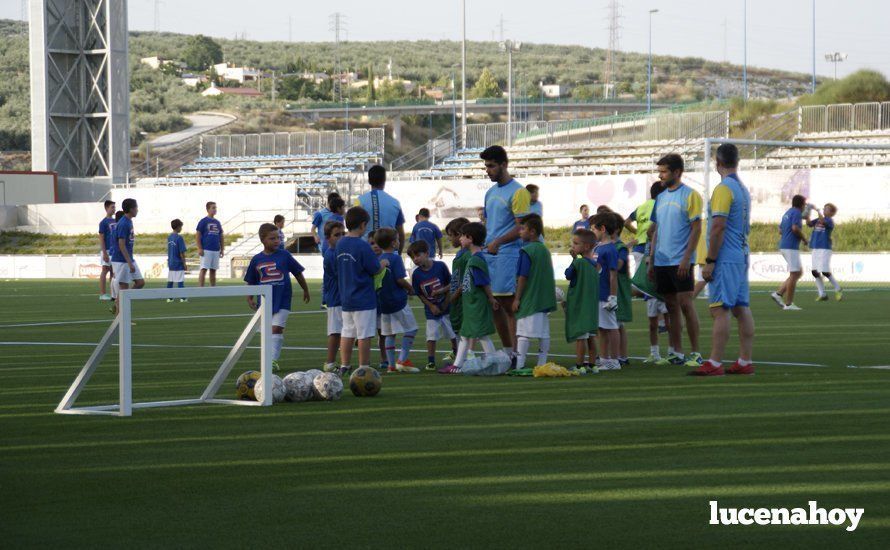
[377,361,389,372]
[816,294,828,302]
[437,364,462,374]
[688,360,725,376]
[271,360,280,372]
[770,291,784,308]
[425,362,437,372]
[643,354,661,364]
[599,360,621,371]
[323,363,338,373]
[398,359,415,369]
[180,298,188,303]
[166,298,174,303]
[618,357,630,367]
[783,303,802,311]
[387,364,398,373]
[396,362,420,373]
[684,352,704,368]
[656,352,686,366]
[99,294,112,301]
[726,361,755,375]
[835,289,844,301]
[442,351,455,363]
[337,366,351,378]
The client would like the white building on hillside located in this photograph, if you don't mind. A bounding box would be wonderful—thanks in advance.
[213,63,260,84]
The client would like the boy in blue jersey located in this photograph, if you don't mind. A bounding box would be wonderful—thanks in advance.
[771,194,809,310]
[592,212,621,371]
[526,184,543,217]
[337,207,388,376]
[573,204,591,232]
[166,219,188,303]
[321,220,346,372]
[244,223,310,371]
[809,203,842,302]
[196,201,224,287]
[408,240,457,371]
[273,214,287,251]
[696,144,755,376]
[311,192,341,252]
[110,199,144,314]
[375,228,419,373]
[367,230,388,370]
[97,199,116,301]
[409,208,444,258]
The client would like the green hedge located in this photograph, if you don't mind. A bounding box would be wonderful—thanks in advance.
[0,232,242,256]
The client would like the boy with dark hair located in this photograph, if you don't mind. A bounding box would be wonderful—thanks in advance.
[98,199,116,301]
[772,194,810,310]
[440,222,499,374]
[244,223,310,371]
[445,217,470,362]
[526,184,542,216]
[565,229,600,371]
[166,219,188,302]
[573,205,590,232]
[273,214,287,251]
[312,192,345,253]
[196,201,224,287]
[410,207,444,258]
[321,220,346,372]
[111,199,145,313]
[611,212,632,366]
[512,214,556,370]
[809,203,842,301]
[375,227,419,373]
[408,240,457,370]
[591,212,620,371]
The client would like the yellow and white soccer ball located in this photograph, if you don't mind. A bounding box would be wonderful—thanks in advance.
[254,374,286,403]
[282,372,314,402]
[312,372,343,401]
[235,370,261,400]
[349,366,382,397]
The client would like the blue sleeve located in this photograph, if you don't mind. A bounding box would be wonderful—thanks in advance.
[196,218,205,233]
[99,220,106,235]
[391,255,407,279]
[396,209,405,226]
[312,212,322,228]
[411,271,422,296]
[650,200,658,224]
[564,264,576,281]
[618,247,629,263]
[791,210,802,227]
[516,250,532,278]
[288,254,305,278]
[628,210,637,222]
[243,258,258,285]
[826,218,834,230]
[409,227,416,243]
[807,219,817,227]
[441,264,451,287]
[471,266,490,288]
[361,244,381,275]
[605,249,618,271]
[434,225,443,238]
[178,236,187,254]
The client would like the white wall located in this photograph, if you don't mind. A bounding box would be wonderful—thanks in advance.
[0,172,56,206]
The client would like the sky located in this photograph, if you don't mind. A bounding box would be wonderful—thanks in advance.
[4,0,888,79]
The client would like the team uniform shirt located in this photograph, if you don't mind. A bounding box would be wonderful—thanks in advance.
[111,216,135,263]
[483,179,531,295]
[243,249,305,314]
[376,251,409,315]
[779,207,804,250]
[322,247,341,308]
[450,248,470,332]
[335,236,381,312]
[515,241,557,318]
[808,217,834,250]
[615,241,632,322]
[572,219,590,232]
[99,217,116,253]
[167,233,187,271]
[528,201,543,217]
[707,173,752,309]
[628,199,655,254]
[595,242,619,302]
[412,261,451,320]
[196,216,223,252]
[410,220,443,257]
[650,183,703,267]
[460,252,495,338]
[312,209,344,253]
[278,229,286,251]
[564,256,600,342]
[356,189,406,238]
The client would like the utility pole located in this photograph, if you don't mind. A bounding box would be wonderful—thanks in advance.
[461,0,467,149]
[329,12,348,103]
[647,9,658,113]
[743,0,748,101]
[811,0,817,93]
[153,0,162,33]
[498,14,506,41]
[271,71,277,102]
[722,18,728,63]
[605,0,622,99]
[500,40,521,143]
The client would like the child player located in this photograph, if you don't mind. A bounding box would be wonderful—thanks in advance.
[591,212,621,371]
[196,201,224,287]
[375,228,419,373]
[809,203,843,301]
[273,214,287,251]
[244,223,310,371]
[408,240,458,371]
[612,212,632,366]
[445,217,470,363]
[321,220,345,372]
[166,219,188,303]
[512,214,556,370]
[367,230,388,370]
[565,229,599,371]
[98,199,116,301]
[410,208,444,258]
[337,207,387,377]
[111,199,145,316]
[440,222,499,374]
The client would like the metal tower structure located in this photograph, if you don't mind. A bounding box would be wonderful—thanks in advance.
[329,12,347,103]
[604,0,622,99]
[29,0,130,189]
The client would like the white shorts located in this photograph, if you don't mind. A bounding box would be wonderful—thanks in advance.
[342,308,378,340]
[695,264,706,283]
[112,261,143,285]
[272,309,290,328]
[167,270,185,283]
[426,317,456,341]
[379,305,418,336]
[100,251,112,268]
[780,249,802,272]
[811,249,832,273]
[598,302,619,330]
[326,306,343,335]
[646,298,668,318]
[200,250,221,270]
[516,312,551,339]
[574,333,593,341]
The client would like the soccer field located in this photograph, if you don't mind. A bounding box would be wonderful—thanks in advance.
[1,279,889,547]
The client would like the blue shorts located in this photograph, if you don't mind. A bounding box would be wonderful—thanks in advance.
[484,248,519,296]
[709,261,749,309]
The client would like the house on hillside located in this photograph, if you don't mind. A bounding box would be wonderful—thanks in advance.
[201,83,263,98]
[181,73,208,87]
[212,63,260,84]
[539,83,570,98]
[141,56,186,71]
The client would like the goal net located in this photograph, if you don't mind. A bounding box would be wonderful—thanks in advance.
[55,285,274,417]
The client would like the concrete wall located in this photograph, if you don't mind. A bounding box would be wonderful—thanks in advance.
[0,171,56,206]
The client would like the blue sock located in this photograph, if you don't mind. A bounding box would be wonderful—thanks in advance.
[385,336,396,366]
[399,330,417,363]
[166,282,173,289]
[177,281,184,288]
[428,354,436,365]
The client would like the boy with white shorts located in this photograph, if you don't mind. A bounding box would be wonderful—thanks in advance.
[408,240,457,371]
[197,201,224,287]
[321,220,346,372]
[110,199,145,314]
[375,228,419,373]
[512,214,557,370]
[808,203,843,302]
[591,212,621,371]
[166,219,188,303]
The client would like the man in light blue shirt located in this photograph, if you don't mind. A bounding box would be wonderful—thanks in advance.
[355,165,406,253]
[771,194,809,310]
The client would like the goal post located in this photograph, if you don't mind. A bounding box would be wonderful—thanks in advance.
[55,285,274,417]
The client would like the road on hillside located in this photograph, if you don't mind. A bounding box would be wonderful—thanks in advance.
[149,112,236,149]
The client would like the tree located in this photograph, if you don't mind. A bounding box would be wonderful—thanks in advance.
[801,69,890,105]
[182,34,223,70]
[472,68,501,99]
[572,84,596,100]
[367,64,376,102]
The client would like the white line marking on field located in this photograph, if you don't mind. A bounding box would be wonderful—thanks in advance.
[846,365,890,370]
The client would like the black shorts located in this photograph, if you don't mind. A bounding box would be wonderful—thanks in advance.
[654,265,694,294]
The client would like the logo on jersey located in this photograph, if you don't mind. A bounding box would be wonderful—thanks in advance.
[256,261,284,283]
[417,276,445,303]
[461,269,473,294]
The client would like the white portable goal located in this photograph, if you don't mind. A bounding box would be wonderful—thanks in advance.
[55,285,274,417]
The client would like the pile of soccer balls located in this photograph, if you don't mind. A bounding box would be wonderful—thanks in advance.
[235,366,382,404]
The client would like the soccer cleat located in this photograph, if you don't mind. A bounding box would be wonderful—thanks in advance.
[643,354,661,364]
[166,298,174,303]
[425,362,437,372]
[99,294,112,301]
[684,352,704,368]
[618,357,630,367]
[396,362,420,373]
[599,361,621,371]
[816,294,828,302]
[271,360,280,372]
[437,364,462,374]
[377,361,389,372]
[656,352,686,366]
[337,366,351,378]
[835,289,844,301]
[398,359,415,368]
[442,351,455,363]
[387,364,398,373]
[323,363,338,373]
[688,360,725,377]
[783,303,802,311]
[726,361,755,375]
[180,298,188,303]
[770,292,785,308]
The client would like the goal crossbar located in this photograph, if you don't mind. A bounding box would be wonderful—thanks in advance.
[55,285,273,417]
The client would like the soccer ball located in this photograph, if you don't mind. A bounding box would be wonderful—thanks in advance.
[349,366,382,397]
[254,374,286,404]
[235,370,261,400]
[312,372,344,401]
[282,372,314,402]
[554,286,566,303]
[304,369,324,400]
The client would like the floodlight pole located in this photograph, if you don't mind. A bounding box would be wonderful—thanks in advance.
[647,9,658,114]
[461,0,467,149]
[743,0,748,101]
[811,0,817,93]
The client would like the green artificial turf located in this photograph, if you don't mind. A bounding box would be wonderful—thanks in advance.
[1,280,889,548]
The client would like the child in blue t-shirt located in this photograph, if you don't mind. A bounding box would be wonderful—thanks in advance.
[808,202,843,301]
[409,208,444,258]
[166,219,188,302]
[244,223,310,371]
[375,227,419,373]
[407,239,457,371]
[322,219,346,372]
[591,212,620,371]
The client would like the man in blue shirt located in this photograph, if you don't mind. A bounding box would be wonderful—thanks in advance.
[356,165,406,253]
[808,203,843,301]
[771,194,809,310]
[409,208,444,258]
[695,144,755,377]
[97,199,116,301]
[480,145,532,358]
[166,219,188,302]
[647,154,703,368]
[312,193,346,253]
[526,184,543,217]
[110,199,145,314]
[196,201,224,287]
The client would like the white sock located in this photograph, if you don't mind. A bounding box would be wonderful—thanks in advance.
[480,337,497,355]
[536,338,550,366]
[708,359,722,367]
[503,346,514,357]
[828,275,841,291]
[454,337,470,367]
[650,345,660,356]
[738,358,751,366]
[814,276,826,297]
[516,336,530,370]
[271,333,284,361]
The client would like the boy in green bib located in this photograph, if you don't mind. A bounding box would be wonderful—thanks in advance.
[612,212,633,366]
[512,214,557,370]
[439,222,499,374]
[445,217,470,344]
[564,228,600,370]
